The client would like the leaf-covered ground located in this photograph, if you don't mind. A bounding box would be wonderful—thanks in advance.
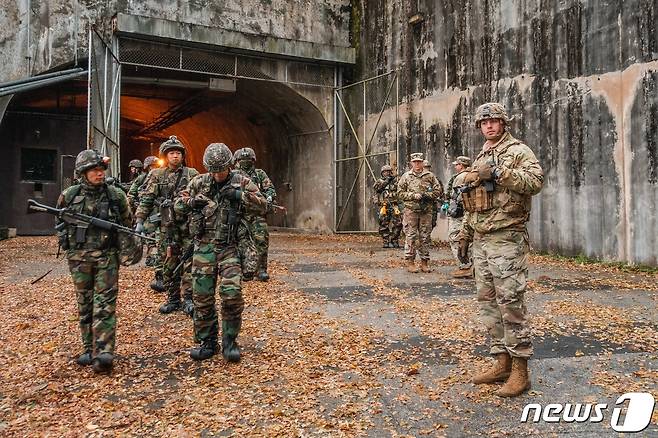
[0,234,656,436]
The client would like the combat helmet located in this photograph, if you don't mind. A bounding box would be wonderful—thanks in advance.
[234,147,256,162]
[159,135,186,156]
[128,159,143,169]
[381,164,393,176]
[474,102,512,127]
[203,143,234,172]
[143,156,159,169]
[75,149,109,175]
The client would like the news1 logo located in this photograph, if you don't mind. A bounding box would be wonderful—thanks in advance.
[521,393,656,432]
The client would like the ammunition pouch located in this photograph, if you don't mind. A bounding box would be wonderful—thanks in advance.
[160,203,174,227]
[462,184,494,212]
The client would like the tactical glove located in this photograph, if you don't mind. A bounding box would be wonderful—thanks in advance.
[457,239,471,265]
[477,164,495,181]
[440,202,450,214]
[189,196,209,209]
[135,218,145,234]
[224,187,242,201]
[462,170,480,185]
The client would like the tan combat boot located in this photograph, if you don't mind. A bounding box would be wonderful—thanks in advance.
[450,267,473,279]
[496,357,531,397]
[420,259,431,273]
[472,353,512,384]
[406,259,419,273]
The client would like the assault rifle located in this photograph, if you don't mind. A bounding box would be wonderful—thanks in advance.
[27,199,157,243]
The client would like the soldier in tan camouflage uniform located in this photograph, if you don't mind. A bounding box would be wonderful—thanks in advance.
[397,153,443,273]
[456,103,543,397]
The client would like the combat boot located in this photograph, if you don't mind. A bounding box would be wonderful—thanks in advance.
[420,259,431,273]
[451,267,473,279]
[406,259,419,273]
[382,241,390,248]
[496,357,531,397]
[472,353,512,384]
[150,271,165,293]
[257,254,269,282]
[391,240,400,248]
[222,319,241,362]
[159,298,181,314]
[76,350,93,366]
[92,352,113,373]
[190,339,217,361]
[182,297,194,317]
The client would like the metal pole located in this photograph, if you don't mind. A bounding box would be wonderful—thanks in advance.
[26,0,31,76]
[86,29,93,149]
[396,71,400,171]
[332,66,339,232]
[337,70,395,91]
[0,68,85,90]
[362,82,367,231]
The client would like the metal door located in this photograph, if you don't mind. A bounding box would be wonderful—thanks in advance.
[87,27,121,177]
[334,71,400,232]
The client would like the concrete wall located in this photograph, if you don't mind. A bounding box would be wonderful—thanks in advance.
[350,0,658,264]
[0,0,352,82]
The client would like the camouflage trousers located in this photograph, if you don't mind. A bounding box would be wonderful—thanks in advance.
[68,254,119,355]
[191,242,244,343]
[403,209,433,261]
[378,209,402,244]
[161,233,193,303]
[448,216,472,269]
[249,215,269,270]
[472,229,532,359]
[145,229,163,273]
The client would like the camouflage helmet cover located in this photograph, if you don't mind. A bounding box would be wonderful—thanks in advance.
[203,143,234,172]
[75,149,109,175]
[235,147,256,162]
[474,102,512,127]
[159,135,186,156]
[380,164,393,176]
[128,159,143,168]
[143,155,159,168]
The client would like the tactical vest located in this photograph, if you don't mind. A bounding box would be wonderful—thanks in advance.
[156,167,195,226]
[191,172,244,244]
[61,184,122,251]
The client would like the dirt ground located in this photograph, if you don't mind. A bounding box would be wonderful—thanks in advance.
[0,233,656,436]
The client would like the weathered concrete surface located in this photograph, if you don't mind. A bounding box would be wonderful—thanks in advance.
[1,233,655,435]
[348,0,658,264]
[0,0,352,81]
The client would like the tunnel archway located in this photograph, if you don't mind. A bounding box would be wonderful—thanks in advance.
[120,70,334,231]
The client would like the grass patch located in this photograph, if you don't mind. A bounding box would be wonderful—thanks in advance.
[536,252,658,274]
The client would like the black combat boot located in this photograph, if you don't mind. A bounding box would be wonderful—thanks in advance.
[392,240,400,248]
[76,350,93,366]
[190,339,217,361]
[382,241,390,248]
[257,254,269,282]
[159,298,181,314]
[182,297,194,317]
[92,352,113,373]
[150,271,165,293]
[222,319,242,362]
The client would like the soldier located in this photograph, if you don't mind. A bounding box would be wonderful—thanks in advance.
[457,103,543,397]
[128,156,163,291]
[127,159,143,182]
[373,164,402,248]
[234,147,276,281]
[175,143,266,361]
[56,149,132,373]
[134,136,199,316]
[423,160,440,230]
[444,156,473,278]
[397,153,443,273]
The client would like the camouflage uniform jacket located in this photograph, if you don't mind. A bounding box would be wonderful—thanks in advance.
[373,176,400,205]
[127,172,148,211]
[174,171,267,244]
[56,182,132,261]
[397,170,444,213]
[460,132,543,238]
[446,170,470,202]
[238,167,275,218]
[135,166,199,225]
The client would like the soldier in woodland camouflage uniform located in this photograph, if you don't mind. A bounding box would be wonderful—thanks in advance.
[128,156,164,291]
[373,164,402,248]
[175,143,266,361]
[134,136,199,316]
[397,153,443,273]
[234,147,276,281]
[443,156,473,278]
[456,103,543,397]
[57,150,132,373]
